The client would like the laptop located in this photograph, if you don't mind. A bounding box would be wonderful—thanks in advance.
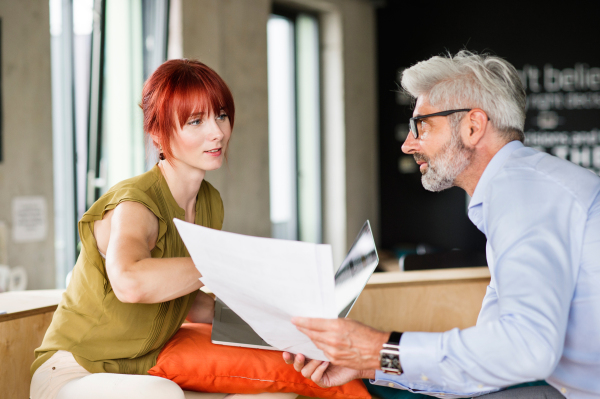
[211,220,379,350]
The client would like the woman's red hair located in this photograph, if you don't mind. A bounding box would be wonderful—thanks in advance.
[141,59,235,162]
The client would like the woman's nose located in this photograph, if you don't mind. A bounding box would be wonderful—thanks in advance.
[208,120,225,141]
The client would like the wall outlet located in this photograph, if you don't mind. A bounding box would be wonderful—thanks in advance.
[0,221,7,265]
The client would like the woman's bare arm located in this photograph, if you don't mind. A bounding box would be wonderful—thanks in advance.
[186,290,215,323]
[102,201,202,304]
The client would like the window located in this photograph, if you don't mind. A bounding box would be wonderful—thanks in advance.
[267,10,322,243]
[89,0,169,203]
[50,0,93,287]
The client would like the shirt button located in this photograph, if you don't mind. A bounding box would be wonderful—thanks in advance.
[561,388,567,394]
[388,383,394,388]
[421,374,429,381]
[478,384,483,389]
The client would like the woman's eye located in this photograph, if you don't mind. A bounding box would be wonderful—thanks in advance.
[217,113,228,121]
[188,118,202,125]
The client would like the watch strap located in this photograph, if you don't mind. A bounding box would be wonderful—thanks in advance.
[387,331,403,346]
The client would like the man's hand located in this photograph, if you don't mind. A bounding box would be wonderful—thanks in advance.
[283,352,375,388]
[292,317,389,370]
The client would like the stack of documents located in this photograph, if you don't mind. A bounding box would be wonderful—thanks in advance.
[174,219,337,360]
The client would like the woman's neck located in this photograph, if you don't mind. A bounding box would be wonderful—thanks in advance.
[158,160,205,223]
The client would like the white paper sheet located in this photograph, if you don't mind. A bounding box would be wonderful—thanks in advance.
[174,219,337,361]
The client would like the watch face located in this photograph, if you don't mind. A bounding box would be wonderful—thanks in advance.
[380,349,400,370]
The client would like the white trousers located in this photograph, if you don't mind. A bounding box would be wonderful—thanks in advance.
[30,351,297,399]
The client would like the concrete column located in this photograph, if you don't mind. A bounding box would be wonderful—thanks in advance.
[338,0,379,248]
[0,0,55,289]
[181,0,271,238]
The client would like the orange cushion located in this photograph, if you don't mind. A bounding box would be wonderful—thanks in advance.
[148,323,371,399]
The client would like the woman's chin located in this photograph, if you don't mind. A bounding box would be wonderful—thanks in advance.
[199,159,224,172]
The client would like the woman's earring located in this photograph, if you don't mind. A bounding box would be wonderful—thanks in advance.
[159,145,165,161]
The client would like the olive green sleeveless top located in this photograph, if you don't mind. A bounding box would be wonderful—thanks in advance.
[31,165,224,376]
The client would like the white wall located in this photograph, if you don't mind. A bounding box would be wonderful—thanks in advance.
[0,0,55,289]
[180,0,378,259]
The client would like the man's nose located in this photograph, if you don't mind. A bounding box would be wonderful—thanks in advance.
[401,132,419,154]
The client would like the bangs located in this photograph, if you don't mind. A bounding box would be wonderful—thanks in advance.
[170,69,235,129]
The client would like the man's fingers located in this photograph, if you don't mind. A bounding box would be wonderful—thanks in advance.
[296,326,347,351]
[291,317,332,332]
[311,361,331,388]
[282,351,294,365]
[293,353,307,372]
[296,326,331,344]
[300,359,325,379]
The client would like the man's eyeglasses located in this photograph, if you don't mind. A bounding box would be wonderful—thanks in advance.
[409,109,472,139]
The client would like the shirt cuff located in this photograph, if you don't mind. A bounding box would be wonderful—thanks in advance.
[369,332,444,393]
[370,371,409,390]
[370,372,472,399]
[400,331,444,383]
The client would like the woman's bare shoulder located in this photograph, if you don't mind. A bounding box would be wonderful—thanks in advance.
[94,201,159,256]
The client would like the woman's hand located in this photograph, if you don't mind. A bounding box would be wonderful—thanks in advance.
[186,291,215,323]
[101,201,203,304]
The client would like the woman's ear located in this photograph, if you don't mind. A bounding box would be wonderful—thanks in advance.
[148,133,160,148]
[465,108,489,147]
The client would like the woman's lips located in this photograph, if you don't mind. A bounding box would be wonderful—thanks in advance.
[205,148,222,157]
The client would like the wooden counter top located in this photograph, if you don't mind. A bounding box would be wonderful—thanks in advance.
[0,289,64,322]
[366,266,490,288]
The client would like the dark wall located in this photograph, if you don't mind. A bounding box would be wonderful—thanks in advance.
[377,1,600,253]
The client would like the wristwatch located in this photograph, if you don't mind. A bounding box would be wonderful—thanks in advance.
[379,331,403,374]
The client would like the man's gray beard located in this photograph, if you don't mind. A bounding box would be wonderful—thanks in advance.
[421,129,472,192]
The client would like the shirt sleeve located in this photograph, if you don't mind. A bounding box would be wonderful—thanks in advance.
[371,169,584,397]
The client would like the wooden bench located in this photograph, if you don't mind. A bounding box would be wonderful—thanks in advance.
[0,267,490,398]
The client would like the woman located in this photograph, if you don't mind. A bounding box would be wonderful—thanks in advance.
[30,59,236,398]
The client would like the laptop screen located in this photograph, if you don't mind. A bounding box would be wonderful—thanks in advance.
[334,220,379,317]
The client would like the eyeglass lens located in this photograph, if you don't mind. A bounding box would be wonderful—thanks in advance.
[409,119,418,139]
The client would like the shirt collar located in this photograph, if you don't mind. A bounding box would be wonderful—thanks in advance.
[468,140,524,210]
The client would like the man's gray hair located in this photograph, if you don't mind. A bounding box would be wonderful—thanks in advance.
[401,50,526,142]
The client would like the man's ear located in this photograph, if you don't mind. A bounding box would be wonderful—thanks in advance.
[464,108,488,146]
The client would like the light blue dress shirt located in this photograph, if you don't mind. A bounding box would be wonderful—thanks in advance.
[372,141,600,398]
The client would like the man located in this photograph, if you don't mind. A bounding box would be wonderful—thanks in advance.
[284,51,600,398]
